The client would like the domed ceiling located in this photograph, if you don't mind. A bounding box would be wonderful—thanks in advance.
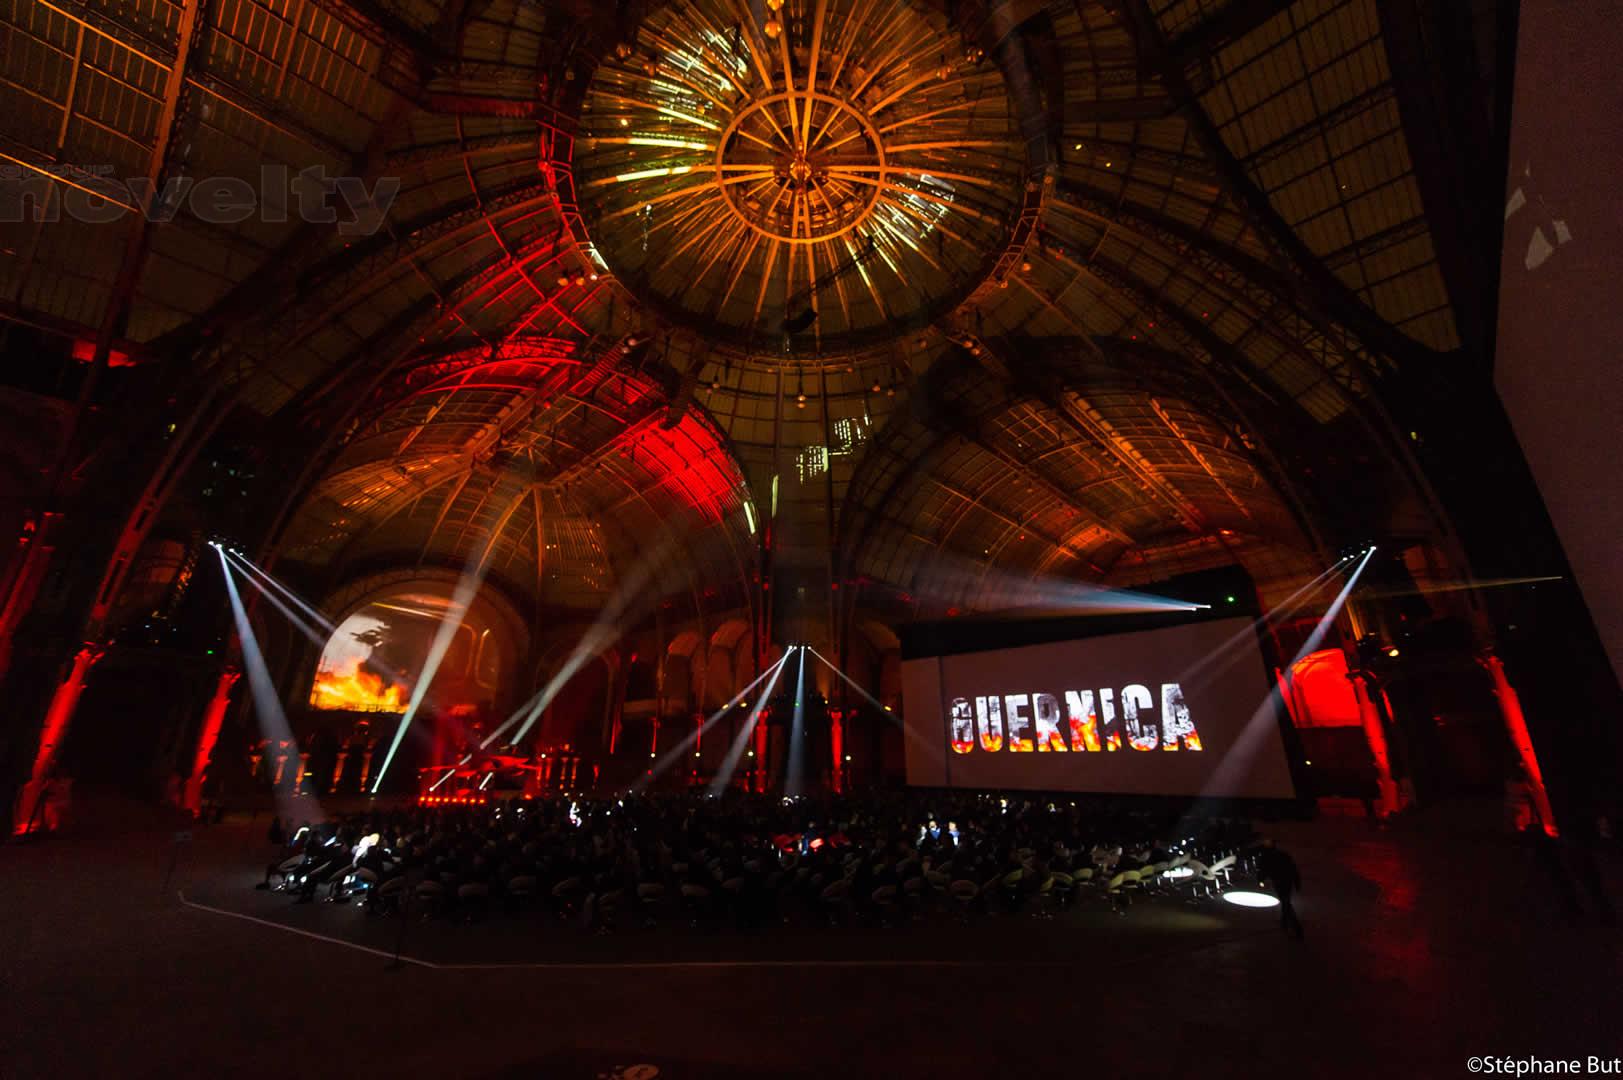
[0,0,1483,617]
[574,0,1025,347]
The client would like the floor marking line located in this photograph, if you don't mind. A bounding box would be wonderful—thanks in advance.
[179,892,1274,973]
[177,892,435,967]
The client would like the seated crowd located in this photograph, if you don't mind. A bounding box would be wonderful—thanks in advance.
[256,790,1259,927]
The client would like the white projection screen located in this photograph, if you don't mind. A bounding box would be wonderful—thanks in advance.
[1493,1,1623,685]
[901,617,1295,798]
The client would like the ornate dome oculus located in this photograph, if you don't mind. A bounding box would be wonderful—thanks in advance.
[576,0,1025,346]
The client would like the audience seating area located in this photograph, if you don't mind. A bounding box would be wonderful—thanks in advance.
[257,792,1259,931]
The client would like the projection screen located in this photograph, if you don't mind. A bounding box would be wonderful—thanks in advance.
[900,617,1295,798]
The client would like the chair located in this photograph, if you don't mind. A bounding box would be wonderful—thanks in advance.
[636,882,666,925]
[505,874,537,912]
[551,876,585,919]
[414,879,447,918]
[1105,871,1130,914]
[949,880,979,921]
[457,881,490,921]
[819,878,851,924]
[369,875,406,916]
[596,888,626,933]
[679,882,712,924]
[871,885,899,926]
[999,868,1026,913]
[1048,871,1074,911]
[268,855,303,890]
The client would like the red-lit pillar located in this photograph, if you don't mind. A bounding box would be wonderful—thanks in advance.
[1349,671,1401,816]
[753,712,769,793]
[182,667,240,816]
[329,740,350,795]
[830,708,844,793]
[1480,654,1558,835]
[356,737,377,793]
[12,643,103,834]
[0,512,61,681]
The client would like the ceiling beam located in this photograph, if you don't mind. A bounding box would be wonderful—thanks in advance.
[1164,0,1297,69]
[423,93,575,125]
[937,381,1139,550]
[1067,96,1178,123]
[1121,0,1438,368]
[1048,181,1398,394]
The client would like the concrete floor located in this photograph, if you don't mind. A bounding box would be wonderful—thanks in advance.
[3,795,1619,1079]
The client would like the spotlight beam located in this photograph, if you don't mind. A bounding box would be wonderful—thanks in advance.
[433,616,798,796]
[224,563,329,646]
[371,546,493,793]
[1180,547,1377,816]
[1174,556,1352,686]
[807,645,934,754]
[926,553,1215,616]
[635,651,791,792]
[224,550,408,699]
[223,550,336,635]
[216,550,315,822]
[506,533,687,748]
[708,657,788,795]
[1293,547,1376,663]
[786,646,807,797]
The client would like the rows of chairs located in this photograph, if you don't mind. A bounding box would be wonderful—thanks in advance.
[266,843,1254,931]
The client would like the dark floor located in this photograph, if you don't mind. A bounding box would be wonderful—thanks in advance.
[3,794,1620,1079]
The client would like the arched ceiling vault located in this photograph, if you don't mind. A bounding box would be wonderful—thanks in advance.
[838,341,1306,618]
[279,339,759,615]
[0,0,1468,613]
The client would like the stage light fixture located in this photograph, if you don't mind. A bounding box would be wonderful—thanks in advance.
[1221,891,1280,908]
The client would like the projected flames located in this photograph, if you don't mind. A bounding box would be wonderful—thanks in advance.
[948,684,1202,755]
[307,591,513,725]
[309,611,412,713]
[310,656,408,713]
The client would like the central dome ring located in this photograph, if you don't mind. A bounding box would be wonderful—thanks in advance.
[715,90,886,246]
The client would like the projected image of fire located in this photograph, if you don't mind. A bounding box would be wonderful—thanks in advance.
[310,656,408,713]
[310,610,415,714]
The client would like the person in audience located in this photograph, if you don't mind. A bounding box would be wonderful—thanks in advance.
[249,790,1269,930]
